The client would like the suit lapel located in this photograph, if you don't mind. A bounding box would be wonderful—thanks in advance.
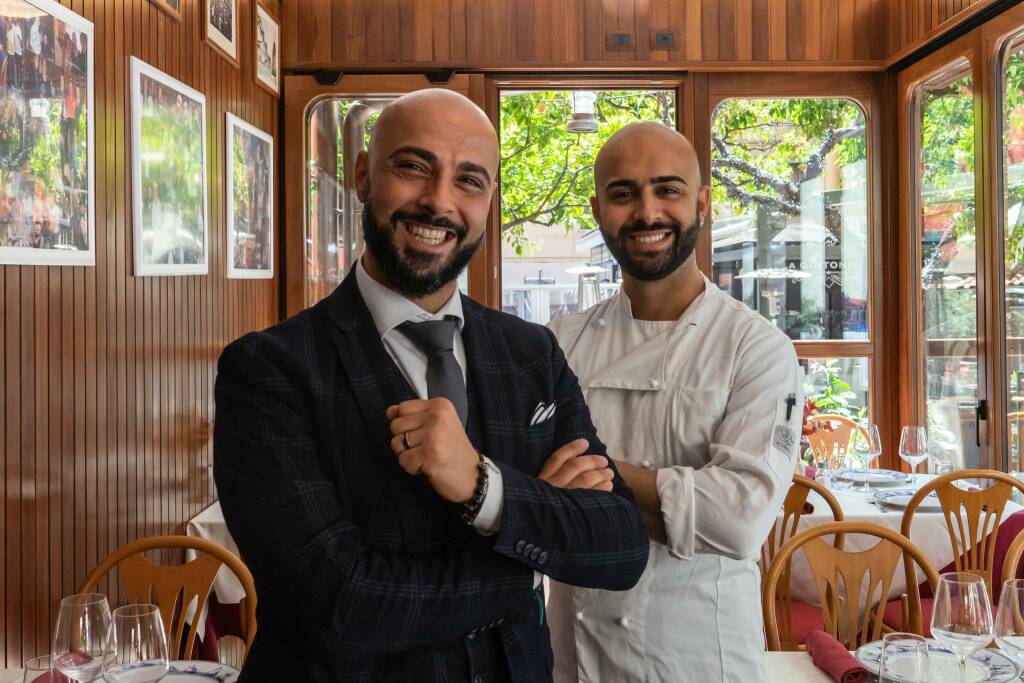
[324,273,417,451]
[461,297,521,466]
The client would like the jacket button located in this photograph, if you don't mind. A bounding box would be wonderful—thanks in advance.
[649,379,660,389]
[619,616,630,627]
[514,540,526,553]
[538,551,548,565]
[641,459,652,469]
[473,676,482,683]
[467,630,477,640]
[575,611,584,622]
[530,547,542,561]
[523,543,535,556]
[597,318,606,327]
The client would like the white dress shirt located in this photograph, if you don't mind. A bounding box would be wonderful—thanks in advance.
[355,259,503,534]
[547,276,803,683]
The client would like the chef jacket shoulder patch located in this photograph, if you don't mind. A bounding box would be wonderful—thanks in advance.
[772,424,796,455]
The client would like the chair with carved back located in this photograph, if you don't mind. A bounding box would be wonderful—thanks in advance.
[760,475,845,650]
[883,469,1024,633]
[764,522,939,652]
[80,535,257,664]
[805,414,867,471]
[1002,525,1024,587]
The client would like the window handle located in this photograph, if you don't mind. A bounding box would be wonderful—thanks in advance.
[977,399,988,448]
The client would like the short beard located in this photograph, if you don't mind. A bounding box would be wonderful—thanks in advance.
[361,200,483,298]
[603,216,701,282]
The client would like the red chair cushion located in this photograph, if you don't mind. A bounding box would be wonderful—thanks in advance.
[779,599,826,646]
[882,597,933,637]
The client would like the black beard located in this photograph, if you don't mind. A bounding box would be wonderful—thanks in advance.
[602,217,701,282]
[361,200,483,298]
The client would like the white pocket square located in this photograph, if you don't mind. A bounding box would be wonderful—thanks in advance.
[529,401,556,426]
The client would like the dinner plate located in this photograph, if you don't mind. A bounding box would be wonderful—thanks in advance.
[102,661,239,682]
[873,488,943,511]
[856,640,1020,683]
[833,468,911,485]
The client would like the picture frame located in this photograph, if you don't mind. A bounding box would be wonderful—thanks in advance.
[254,3,279,97]
[130,57,209,277]
[203,0,238,67]
[225,113,273,279]
[0,0,96,266]
[148,0,182,23]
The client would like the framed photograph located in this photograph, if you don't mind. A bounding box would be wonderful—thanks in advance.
[0,0,95,266]
[130,57,208,276]
[204,0,238,66]
[148,0,181,22]
[254,3,279,97]
[225,113,273,279]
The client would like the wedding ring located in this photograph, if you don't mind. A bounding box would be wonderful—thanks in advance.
[402,432,412,451]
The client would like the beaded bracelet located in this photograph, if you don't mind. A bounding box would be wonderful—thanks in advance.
[459,452,490,525]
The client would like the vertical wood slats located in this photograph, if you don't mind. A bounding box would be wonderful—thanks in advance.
[1,0,280,667]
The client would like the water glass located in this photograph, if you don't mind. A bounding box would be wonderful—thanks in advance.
[103,604,169,683]
[851,423,882,494]
[22,656,71,683]
[931,572,994,683]
[995,579,1024,668]
[51,593,113,682]
[879,632,929,683]
[899,426,930,486]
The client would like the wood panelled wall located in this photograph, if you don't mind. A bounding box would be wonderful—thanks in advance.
[1,0,280,667]
[886,0,1004,64]
[283,0,891,68]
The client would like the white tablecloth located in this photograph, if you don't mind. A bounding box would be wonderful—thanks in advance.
[186,500,244,604]
[787,478,1023,604]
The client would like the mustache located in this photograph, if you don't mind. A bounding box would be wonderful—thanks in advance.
[617,219,682,236]
[390,210,467,239]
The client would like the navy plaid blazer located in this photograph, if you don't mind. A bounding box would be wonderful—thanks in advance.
[213,272,648,682]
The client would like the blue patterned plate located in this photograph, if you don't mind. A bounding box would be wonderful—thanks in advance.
[856,640,1020,682]
[164,661,240,682]
[873,489,942,511]
[833,468,910,485]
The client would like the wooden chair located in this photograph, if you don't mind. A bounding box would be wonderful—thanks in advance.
[764,521,939,651]
[1002,525,1024,585]
[805,414,867,470]
[80,535,257,664]
[760,475,845,650]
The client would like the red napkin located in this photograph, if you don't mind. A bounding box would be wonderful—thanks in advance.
[804,465,818,479]
[805,630,869,683]
[28,673,72,683]
[802,501,815,515]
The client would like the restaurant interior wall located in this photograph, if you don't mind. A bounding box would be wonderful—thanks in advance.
[0,0,281,668]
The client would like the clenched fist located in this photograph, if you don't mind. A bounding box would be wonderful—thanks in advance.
[387,398,480,503]
[539,438,615,492]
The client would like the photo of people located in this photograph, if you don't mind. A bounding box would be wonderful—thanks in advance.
[226,113,272,279]
[254,4,278,96]
[130,57,207,276]
[205,0,236,64]
[0,0,94,266]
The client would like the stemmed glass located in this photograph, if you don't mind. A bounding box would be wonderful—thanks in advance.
[851,423,882,495]
[22,656,71,683]
[879,632,929,683]
[931,572,994,683]
[103,604,169,683]
[51,593,114,682]
[995,579,1024,670]
[899,426,930,486]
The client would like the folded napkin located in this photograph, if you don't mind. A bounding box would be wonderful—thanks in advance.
[27,671,71,683]
[805,630,869,683]
[802,501,814,515]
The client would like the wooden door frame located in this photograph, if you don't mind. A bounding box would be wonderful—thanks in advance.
[280,73,480,318]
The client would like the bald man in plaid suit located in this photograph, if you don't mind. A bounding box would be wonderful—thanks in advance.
[214,90,648,682]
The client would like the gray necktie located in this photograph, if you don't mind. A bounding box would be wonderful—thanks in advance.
[399,316,468,426]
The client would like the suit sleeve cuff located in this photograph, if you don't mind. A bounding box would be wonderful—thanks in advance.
[471,456,503,535]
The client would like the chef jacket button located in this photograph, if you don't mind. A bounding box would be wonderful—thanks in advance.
[575,611,584,622]
[642,459,652,469]
[597,318,606,327]
[649,379,660,389]
[515,540,526,553]
[618,617,630,627]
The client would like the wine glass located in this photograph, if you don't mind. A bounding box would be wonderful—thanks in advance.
[899,426,929,486]
[851,423,882,495]
[931,572,994,683]
[995,579,1024,669]
[51,593,113,682]
[103,604,169,683]
[22,656,71,683]
[879,632,929,683]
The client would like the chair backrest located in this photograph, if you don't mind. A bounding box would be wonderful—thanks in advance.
[901,469,1024,597]
[763,521,939,651]
[805,414,866,469]
[80,535,257,662]
[760,475,845,650]
[1002,525,1024,586]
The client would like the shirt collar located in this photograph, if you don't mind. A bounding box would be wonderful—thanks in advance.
[615,273,714,326]
[355,258,465,337]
